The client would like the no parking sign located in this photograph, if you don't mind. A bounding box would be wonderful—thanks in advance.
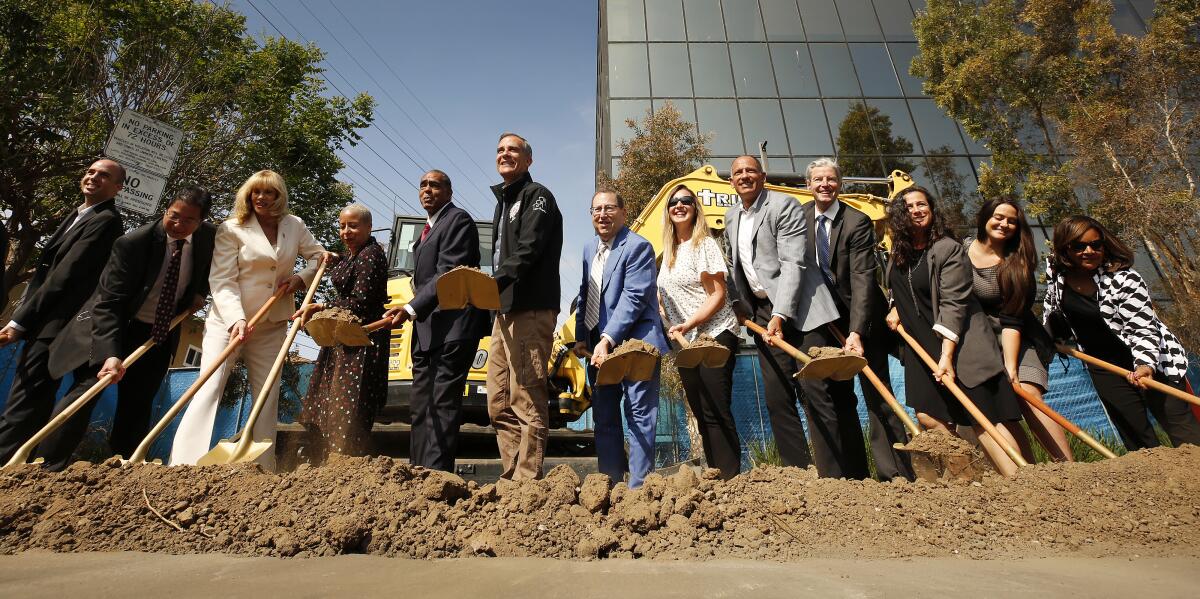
[104,110,182,215]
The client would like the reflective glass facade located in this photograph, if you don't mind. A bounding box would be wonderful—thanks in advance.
[597,0,1157,203]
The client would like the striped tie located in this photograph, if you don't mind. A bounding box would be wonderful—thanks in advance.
[584,242,608,332]
[816,214,834,286]
[151,239,185,345]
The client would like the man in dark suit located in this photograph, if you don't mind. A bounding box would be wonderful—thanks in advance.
[0,158,126,462]
[387,170,487,472]
[799,158,913,480]
[35,187,216,469]
[573,189,669,489]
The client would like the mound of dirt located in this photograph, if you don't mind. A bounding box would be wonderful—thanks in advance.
[2,446,1199,560]
[310,307,361,324]
[807,346,852,358]
[686,335,723,350]
[611,339,660,359]
[901,430,991,482]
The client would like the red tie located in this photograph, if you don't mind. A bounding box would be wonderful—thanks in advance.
[420,222,431,242]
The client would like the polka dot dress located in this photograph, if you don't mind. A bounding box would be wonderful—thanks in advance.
[299,238,389,459]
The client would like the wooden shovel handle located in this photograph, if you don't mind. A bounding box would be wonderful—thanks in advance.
[826,324,920,438]
[4,312,191,468]
[669,330,690,348]
[1056,343,1200,408]
[742,319,812,365]
[127,285,291,464]
[896,325,1028,467]
[1010,381,1117,460]
[364,317,392,333]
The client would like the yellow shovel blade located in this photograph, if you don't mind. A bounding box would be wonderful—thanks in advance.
[195,438,273,466]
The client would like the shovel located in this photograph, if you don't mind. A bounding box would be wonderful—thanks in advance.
[1056,343,1200,408]
[2,312,190,468]
[1010,381,1117,460]
[896,325,1028,468]
[196,258,328,466]
[580,342,660,386]
[436,266,499,311]
[306,316,391,347]
[669,331,730,369]
[126,285,291,464]
[826,324,921,438]
[742,320,866,381]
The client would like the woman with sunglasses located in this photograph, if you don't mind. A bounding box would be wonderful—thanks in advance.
[965,198,1073,462]
[885,186,1025,476]
[657,183,741,479]
[1044,216,1200,450]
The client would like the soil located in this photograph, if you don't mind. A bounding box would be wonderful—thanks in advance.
[900,430,991,482]
[2,446,1199,560]
[807,346,852,358]
[685,335,723,350]
[610,339,660,359]
[310,307,361,324]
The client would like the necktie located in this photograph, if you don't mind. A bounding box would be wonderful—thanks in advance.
[151,239,185,345]
[420,222,431,242]
[816,214,834,286]
[584,242,609,332]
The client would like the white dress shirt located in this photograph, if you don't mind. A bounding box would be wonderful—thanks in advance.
[134,233,195,323]
[736,192,769,300]
[814,198,841,241]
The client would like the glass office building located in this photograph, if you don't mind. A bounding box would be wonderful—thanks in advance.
[596,0,1157,198]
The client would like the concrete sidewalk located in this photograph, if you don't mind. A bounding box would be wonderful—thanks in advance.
[1,552,1196,598]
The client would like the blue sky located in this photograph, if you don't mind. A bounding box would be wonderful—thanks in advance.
[232,0,599,332]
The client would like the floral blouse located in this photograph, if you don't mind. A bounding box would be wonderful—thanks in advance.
[657,236,738,342]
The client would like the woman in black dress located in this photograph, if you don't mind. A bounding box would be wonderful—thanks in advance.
[884,186,1025,475]
[293,203,389,462]
[1043,216,1200,450]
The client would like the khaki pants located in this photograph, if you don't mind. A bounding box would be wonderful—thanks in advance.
[486,309,555,480]
[170,317,288,469]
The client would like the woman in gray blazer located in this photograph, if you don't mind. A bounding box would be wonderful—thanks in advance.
[884,186,1025,476]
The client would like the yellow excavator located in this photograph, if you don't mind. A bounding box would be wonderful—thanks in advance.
[380,165,913,428]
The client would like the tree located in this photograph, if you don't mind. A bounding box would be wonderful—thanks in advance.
[913,0,1200,347]
[834,101,916,183]
[605,102,711,218]
[921,147,972,232]
[0,0,374,310]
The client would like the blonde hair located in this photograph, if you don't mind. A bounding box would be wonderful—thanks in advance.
[232,170,289,224]
[661,183,712,270]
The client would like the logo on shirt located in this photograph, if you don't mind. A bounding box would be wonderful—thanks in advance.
[508,200,521,222]
[532,196,548,214]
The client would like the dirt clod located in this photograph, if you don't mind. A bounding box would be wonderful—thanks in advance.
[807,346,851,358]
[610,338,660,359]
[310,307,361,324]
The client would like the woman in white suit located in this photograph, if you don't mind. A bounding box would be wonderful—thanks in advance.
[170,170,326,468]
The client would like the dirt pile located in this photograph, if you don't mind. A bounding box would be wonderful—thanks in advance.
[686,335,723,351]
[310,307,361,324]
[901,430,991,482]
[806,346,852,358]
[611,339,660,359]
[2,446,1199,560]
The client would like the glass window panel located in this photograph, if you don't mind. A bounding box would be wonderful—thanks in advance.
[763,156,795,173]
[782,99,834,155]
[771,44,819,97]
[685,0,726,41]
[653,98,698,133]
[1112,1,1146,35]
[837,0,883,42]
[809,43,861,96]
[761,0,805,41]
[873,0,915,41]
[739,99,789,156]
[825,99,876,154]
[690,43,735,96]
[1128,0,1155,22]
[608,44,650,97]
[608,0,646,41]
[865,99,920,154]
[798,0,844,42]
[959,122,987,154]
[909,99,967,153]
[886,43,924,97]
[649,43,693,96]
[730,43,778,96]
[849,43,902,97]
[908,0,927,11]
[696,99,745,155]
[646,0,686,41]
[722,0,766,41]
[612,157,622,179]
[610,99,651,154]
[917,155,978,209]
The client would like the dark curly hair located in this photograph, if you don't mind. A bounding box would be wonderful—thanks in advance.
[975,198,1037,315]
[887,185,956,268]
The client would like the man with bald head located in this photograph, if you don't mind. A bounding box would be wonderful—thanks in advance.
[724,155,840,469]
[0,158,126,462]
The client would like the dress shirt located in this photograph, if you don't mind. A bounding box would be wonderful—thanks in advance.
[736,193,769,300]
[814,199,841,239]
[134,233,195,323]
[403,202,453,318]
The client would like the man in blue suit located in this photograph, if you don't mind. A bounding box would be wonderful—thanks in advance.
[573,189,669,489]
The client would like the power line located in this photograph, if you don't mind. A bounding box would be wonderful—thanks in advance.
[294,0,495,219]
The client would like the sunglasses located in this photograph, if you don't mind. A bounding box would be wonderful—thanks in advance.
[668,196,696,207]
[1069,239,1105,252]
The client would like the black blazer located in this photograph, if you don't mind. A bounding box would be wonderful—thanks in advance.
[803,201,886,337]
[409,203,488,353]
[13,199,123,340]
[47,220,217,378]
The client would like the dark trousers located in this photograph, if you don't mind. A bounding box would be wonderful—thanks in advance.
[1088,367,1200,450]
[0,338,59,463]
[410,340,475,472]
[748,297,812,468]
[855,328,914,481]
[38,321,172,470]
[677,330,741,480]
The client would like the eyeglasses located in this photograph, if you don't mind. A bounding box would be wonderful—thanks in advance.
[1069,240,1104,252]
[591,205,621,215]
[668,196,696,207]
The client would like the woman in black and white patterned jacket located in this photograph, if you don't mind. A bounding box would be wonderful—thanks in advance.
[1043,215,1200,450]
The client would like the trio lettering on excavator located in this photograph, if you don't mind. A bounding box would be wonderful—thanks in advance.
[695,188,737,207]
